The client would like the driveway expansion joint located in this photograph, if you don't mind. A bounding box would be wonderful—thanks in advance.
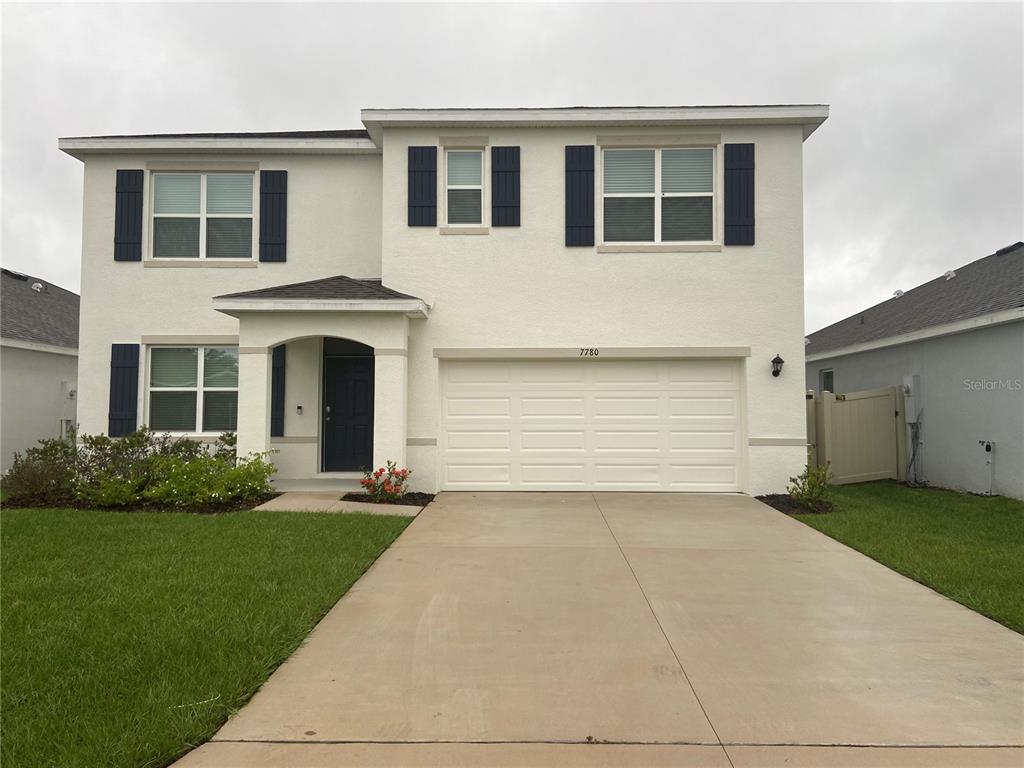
[590,493,735,768]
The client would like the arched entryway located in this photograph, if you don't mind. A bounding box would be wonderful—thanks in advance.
[321,338,374,472]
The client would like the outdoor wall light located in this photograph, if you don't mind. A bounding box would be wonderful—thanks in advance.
[771,354,785,377]
[296,405,303,415]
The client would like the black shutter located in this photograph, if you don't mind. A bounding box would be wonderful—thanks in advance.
[565,146,594,246]
[114,170,143,261]
[108,344,139,436]
[270,345,286,437]
[259,170,288,262]
[724,144,755,246]
[491,146,520,227]
[408,146,437,226]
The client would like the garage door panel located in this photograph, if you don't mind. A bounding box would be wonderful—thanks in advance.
[446,397,511,418]
[594,396,660,418]
[446,430,511,451]
[520,430,586,452]
[594,430,661,453]
[441,359,743,492]
[520,397,585,418]
[669,397,737,417]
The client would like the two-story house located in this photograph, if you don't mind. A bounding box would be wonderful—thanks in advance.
[59,105,828,494]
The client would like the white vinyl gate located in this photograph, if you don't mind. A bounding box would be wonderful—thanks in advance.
[440,358,743,491]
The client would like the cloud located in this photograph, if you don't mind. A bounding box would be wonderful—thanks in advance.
[2,2,1020,333]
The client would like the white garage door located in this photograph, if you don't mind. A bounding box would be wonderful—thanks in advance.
[440,358,743,492]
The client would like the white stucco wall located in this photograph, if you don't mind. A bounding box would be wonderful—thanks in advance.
[72,121,814,495]
[75,152,383,440]
[805,321,1024,499]
[382,125,810,494]
[1,344,78,473]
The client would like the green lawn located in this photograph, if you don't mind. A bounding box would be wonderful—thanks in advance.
[1,507,411,768]
[794,482,1024,633]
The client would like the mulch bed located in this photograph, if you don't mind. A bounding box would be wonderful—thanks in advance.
[756,493,834,515]
[341,492,435,507]
[1,493,280,514]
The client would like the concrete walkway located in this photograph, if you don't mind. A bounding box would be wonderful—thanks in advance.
[179,493,1024,767]
[254,491,421,516]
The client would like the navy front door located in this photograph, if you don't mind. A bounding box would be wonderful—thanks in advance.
[322,354,374,472]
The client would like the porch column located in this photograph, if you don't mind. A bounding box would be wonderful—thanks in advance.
[373,351,408,470]
[236,347,272,458]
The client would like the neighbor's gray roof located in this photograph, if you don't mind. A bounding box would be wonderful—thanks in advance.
[806,242,1024,356]
[1,269,80,349]
[215,275,419,302]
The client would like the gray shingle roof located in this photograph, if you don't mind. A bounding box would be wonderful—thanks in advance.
[215,275,419,302]
[1,270,80,349]
[806,242,1024,356]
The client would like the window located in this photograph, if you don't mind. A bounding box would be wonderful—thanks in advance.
[602,148,714,243]
[149,347,238,432]
[152,173,254,259]
[446,150,483,225]
[820,369,834,393]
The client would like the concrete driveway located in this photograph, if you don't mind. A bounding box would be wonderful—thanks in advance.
[179,493,1024,767]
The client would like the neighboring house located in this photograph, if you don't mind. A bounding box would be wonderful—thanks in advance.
[805,242,1024,500]
[58,104,829,494]
[1,269,79,473]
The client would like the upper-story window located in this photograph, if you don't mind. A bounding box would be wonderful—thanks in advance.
[602,148,714,244]
[445,150,483,225]
[152,173,254,259]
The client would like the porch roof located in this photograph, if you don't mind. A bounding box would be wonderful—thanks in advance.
[212,275,428,317]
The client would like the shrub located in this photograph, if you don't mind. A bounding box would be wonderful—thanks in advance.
[788,456,833,508]
[359,461,411,502]
[2,428,275,511]
[2,449,76,505]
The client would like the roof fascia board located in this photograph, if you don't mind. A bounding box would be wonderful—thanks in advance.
[806,307,1024,362]
[58,137,381,159]
[212,297,428,318]
[0,337,79,356]
[361,105,830,142]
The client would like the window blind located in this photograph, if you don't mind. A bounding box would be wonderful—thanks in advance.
[603,150,655,193]
[202,392,238,431]
[154,175,200,214]
[662,149,713,193]
[203,348,239,387]
[207,175,253,214]
[604,198,655,242]
[149,392,197,431]
[151,348,197,388]
[447,151,482,186]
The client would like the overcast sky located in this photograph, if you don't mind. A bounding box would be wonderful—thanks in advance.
[2,2,1021,332]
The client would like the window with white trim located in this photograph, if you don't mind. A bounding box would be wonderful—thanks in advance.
[152,173,254,259]
[445,150,484,225]
[602,148,714,243]
[820,369,834,393]
[148,347,238,432]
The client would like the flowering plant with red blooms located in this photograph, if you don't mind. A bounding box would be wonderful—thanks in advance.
[360,461,412,502]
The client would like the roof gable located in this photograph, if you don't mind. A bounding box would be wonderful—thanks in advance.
[1,269,80,349]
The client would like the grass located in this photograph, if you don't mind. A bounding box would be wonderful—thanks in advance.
[793,481,1024,633]
[1,507,411,768]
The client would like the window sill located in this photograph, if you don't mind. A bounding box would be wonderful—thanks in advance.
[143,259,258,268]
[595,244,722,254]
[440,226,490,236]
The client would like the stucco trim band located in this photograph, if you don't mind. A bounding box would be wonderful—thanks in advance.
[407,437,437,446]
[596,244,722,254]
[438,136,489,148]
[374,348,408,357]
[146,161,259,172]
[238,346,269,354]
[144,260,258,269]
[749,437,807,446]
[433,346,751,359]
[440,227,490,236]
[271,436,318,444]
[141,334,239,345]
[597,133,721,147]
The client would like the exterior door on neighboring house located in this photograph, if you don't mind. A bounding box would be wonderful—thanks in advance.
[322,341,374,472]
